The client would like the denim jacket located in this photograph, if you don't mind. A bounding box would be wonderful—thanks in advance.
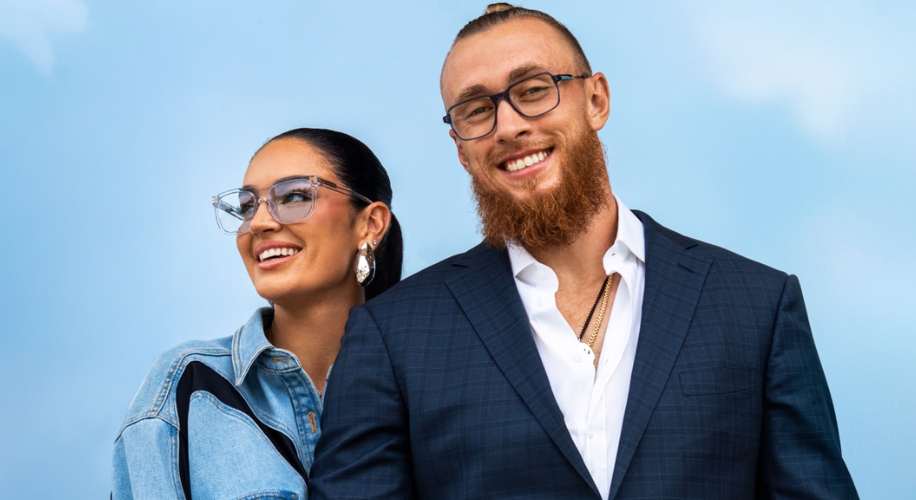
[112,308,322,500]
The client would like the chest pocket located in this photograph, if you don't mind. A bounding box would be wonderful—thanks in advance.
[679,364,756,396]
[176,361,308,500]
[187,392,307,499]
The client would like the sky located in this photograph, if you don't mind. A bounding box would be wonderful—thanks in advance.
[0,0,913,497]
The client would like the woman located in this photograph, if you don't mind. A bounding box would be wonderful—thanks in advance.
[112,128,402,499]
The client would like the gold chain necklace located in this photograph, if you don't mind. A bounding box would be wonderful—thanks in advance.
[584,274,614,347]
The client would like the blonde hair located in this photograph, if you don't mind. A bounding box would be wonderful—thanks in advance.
[451,3,592,74]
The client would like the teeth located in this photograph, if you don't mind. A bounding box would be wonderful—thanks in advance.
[505,151,549,172]
[258,247,300,262]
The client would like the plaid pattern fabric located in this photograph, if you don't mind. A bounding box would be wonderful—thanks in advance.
[310,211,857,500]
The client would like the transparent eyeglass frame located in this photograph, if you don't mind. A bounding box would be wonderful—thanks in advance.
[211,175,373,235]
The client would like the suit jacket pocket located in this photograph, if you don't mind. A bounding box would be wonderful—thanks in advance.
[679,364,756,396]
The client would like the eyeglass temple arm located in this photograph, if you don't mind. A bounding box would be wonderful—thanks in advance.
[316,178,375,206]
[554,73,592,82]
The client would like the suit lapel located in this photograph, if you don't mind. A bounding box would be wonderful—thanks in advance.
[608,212,711,500]
[445,243,600,496]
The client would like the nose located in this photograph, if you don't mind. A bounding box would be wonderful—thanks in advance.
[247,198,281,234]
[491,97,531,142]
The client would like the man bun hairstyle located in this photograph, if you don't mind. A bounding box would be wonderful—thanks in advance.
[264,128,403,301]
[452,3,592,74]
[484,2,514,14]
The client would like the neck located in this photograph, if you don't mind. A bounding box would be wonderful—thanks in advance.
[269,284,364,393]
[526,190,618,288]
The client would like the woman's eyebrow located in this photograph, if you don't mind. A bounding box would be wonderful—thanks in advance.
[241,175,311,191]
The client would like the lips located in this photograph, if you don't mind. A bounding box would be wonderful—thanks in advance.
[500,148,552,172]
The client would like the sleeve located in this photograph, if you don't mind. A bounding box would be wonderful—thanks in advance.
[309,305,415,500]
[756,275,859,499]
[112,417,184,500]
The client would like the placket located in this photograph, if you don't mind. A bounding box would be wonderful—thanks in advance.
[261,350,323,473]
[521,265,595,446]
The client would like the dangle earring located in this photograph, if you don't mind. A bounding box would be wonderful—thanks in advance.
[355,242,376,287]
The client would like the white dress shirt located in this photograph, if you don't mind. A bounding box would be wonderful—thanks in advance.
[507,196,646,499]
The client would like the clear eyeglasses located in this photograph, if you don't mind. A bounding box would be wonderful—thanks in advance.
[442,72,590,141]
[212,175,373,235]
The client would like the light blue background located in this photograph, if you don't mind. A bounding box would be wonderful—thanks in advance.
[1,1,913,497]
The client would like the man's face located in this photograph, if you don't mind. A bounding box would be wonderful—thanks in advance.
[440,17,610,202]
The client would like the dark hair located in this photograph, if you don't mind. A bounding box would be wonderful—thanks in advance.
[262,128,403,301]
[450,3,591,74]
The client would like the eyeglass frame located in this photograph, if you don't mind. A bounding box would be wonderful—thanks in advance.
[442,71,592,141]
[211,174,375,235]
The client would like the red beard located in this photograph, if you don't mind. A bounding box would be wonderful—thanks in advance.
[471,128,609,249]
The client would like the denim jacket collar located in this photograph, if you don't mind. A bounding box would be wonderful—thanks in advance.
[231,307,275,386]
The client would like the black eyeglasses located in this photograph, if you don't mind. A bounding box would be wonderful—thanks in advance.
[442,72,590,141]
[212,175,373,235]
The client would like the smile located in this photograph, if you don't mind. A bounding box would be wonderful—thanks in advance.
[258,247,300,262]
[502,149,552,172]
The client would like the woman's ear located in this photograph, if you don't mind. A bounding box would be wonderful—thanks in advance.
[360,201,392,247]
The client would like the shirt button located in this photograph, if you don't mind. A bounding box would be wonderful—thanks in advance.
[538,270,546,279]
[587,430,595,439]
[537,297,545,307]
[573,354,583,363]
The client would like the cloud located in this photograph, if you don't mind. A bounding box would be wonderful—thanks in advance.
[678,1,916,144]
[0,0,88,72]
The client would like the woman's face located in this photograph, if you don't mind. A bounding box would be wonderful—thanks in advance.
[237,138,364,306]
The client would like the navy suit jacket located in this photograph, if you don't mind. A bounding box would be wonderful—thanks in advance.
[310,212,857,499]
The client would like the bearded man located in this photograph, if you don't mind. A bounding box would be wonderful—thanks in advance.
[310,4,857,499]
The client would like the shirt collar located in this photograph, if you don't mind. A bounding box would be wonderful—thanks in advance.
[231,307,274,386]
[608,195,645,265]
[507,195,645,282]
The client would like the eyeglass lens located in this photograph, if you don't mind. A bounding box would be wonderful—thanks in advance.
[449,73,560,140]
[215,178,318,234]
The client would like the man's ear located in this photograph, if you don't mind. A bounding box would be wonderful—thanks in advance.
[585,72,610,132]
[450,129,471,172]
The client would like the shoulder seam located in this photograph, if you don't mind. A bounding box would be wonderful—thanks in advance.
[149,348,231,418]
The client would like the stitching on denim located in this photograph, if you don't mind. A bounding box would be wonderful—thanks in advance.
[280,369,324,461]
[190,391,306,489]
[149,348,230,419]
[232,326,245,384]
[243,373,304,456]
[236,492,299,500]
[168,424,186,500]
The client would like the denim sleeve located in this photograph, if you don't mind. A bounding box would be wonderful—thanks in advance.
[756,275,858,498]
[112,417,183,500]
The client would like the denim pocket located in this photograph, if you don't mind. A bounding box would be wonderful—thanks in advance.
[679,365,756,396]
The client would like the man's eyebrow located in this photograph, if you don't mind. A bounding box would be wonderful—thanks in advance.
[506,63,546,84]
[451,63,548,105]
[454,84,490,104]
